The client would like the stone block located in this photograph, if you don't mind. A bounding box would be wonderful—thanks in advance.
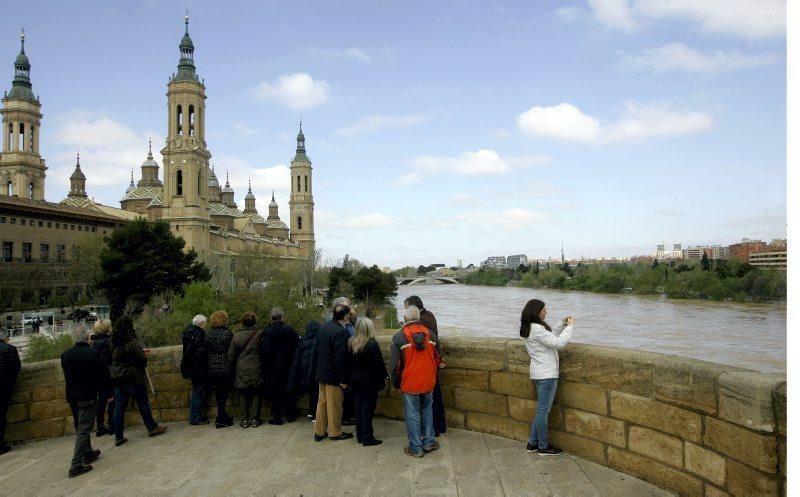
[653,355,744,415]
[31,386,64,402]
[773,382,786,437]
[146,352,176,374]
[607,447,703,497]
[453,388,508,417]
[628,426,683,468]
[375,398,404,420]
[29,399,72,420]
[559,343,655,396]
[439,385,455,407]
[777,437,786,479]
[718,371,783,432]
[704,484,730,497]
[703,417,777,473]
[16,360,61,390]
[151,390,189,409]
[465,412,528,442]
[610,391,702,442]
[489,371,533,399]
[564,408,625,448]
[28,417,66,440]
[149,372,190,391]
[508,396,535,422]
[726,459,779,496]
[386,386,403,400]
[124,411,145,427]
[555,381,607,415]
[156,408,187,422]
[549,430,606,465]
[6,403,28,423]
[439,368,489,392]
[445,409,465,429]
[10,389,30,403]
[506,341,530,374]
[439,337,506,371]
[685,442,726,486]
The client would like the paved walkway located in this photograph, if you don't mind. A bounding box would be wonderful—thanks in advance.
[0,418,674,496]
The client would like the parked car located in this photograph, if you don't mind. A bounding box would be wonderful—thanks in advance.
[21,314,43,326]
[66,309,91,321]
[87,312,98,322]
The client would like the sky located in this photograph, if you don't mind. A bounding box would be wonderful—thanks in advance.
[0,0,787,268]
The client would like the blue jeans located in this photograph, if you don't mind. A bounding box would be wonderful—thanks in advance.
[189,379,207,423]
[114,384,157,440]
[403,392,435,454]
[528,378,558,450]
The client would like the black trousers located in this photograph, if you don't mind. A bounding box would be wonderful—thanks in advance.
[352,385,378,443]
[209,379,231,421]
[69,399,96,469]
[0,389,10,447]
[96,383,114,431]
[432,375,447,435]
[267,385,296,422]
[342,386,355,421]
[307,385,319,417]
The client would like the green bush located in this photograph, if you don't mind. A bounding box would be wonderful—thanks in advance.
[464,268,512,286]
[25,333,73,363]
[382,304,401,330]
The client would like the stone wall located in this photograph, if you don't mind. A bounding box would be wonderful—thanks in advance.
[6,339,786,497]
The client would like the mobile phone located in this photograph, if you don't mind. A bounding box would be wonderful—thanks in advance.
[89,334,98,341]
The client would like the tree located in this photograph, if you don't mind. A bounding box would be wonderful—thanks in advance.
[327,266,353,302]
[234,245,278,289]
[351,265,398,318]
[701,252,711,271]
[97,219,211,319]
[651,258,659,269]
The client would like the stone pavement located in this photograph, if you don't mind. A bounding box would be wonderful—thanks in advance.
[0,418,675,496]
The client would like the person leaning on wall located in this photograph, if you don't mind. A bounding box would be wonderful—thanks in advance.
[0,329,21,455]
[206,310,235,429]
[181,314,209,425]
[227,312,263,429]
[91,319,114,437]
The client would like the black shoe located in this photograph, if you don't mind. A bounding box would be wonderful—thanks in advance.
[526,443,538,453]
[538,445,563,456]
[0,445,11,455]
[95,426,110,437]
[68,465,93,478]
[190,419,210,425]
[268,419,283,425]
[250,418,262,428]
[330,432,354,441]
[363,439,383,446]
[341,418,356,426]
[148,425,168,437]
[285,416,296,423]
[240,419,249,429]
[83,449,101,464]
[314,433,328,442]
[215,418,234,429]
[115,438,128,447]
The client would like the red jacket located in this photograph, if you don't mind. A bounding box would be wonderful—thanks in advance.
[389,322,439,394]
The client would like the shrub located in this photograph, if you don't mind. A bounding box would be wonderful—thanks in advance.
[382,304,401,330]
[25,333,73,363]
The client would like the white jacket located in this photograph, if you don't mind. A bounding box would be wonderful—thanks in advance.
[523,322,573,380]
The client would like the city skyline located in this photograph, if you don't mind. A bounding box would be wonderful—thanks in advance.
[0,1,787,267]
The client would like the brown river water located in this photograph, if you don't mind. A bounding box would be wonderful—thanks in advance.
[394,284,786,373]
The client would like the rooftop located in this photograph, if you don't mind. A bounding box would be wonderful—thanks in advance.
[0,419,673,496]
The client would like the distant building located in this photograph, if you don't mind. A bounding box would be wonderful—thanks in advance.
[654,244,683,261]
[507,254,528,268]
[656,244,665,252]
[749,249,786,269]
[682,247,712,261]
[481,256,506,269]
[456,258,463,268]
[673,243,682,251]
[630,255,656,265]
[729,239,768,263]
[431,263,445,268]
[710,245,731,259]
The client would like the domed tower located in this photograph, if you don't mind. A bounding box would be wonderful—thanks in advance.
[161,15,211,255]
[288,121,315,257]
[266,190,289,239]
[220,171,236,208]
[243,179,256,213]
[1,30,46,200]
[138,139,162,187]
[208,164,220,202]
[126,170,135,194]
[67,151,86,198]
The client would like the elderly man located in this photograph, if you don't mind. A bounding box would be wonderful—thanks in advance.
[390,305,440,457]
[0,329,21,455]
[261,307,299,425]
[329,297,357,425]
[314,304,353,441]
[61,325,105,477]
[181,314,209,425]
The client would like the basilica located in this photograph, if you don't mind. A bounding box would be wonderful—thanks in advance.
[0,17,315,291]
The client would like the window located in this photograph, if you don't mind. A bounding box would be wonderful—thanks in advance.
[28,182,33,199]
[177,105,183,136]
[197,171,201,196]
[0,217,4,223]
[18,123,24,150]
[91,227,96,233]
[78,226,82,231]
[19,219,24,226]
[40,243,49,262]
[56,244,66,262]
[22,242,32,262]
[297,175,301,192]
[6,123,11,151]
[47,222,51,228]
[55,222,59,229]
[189,105,195,137]
[176,170,183,195]
[10,218,16,225]
[6,181,12,196]
[304,175,308,192]
[1,242,11,261]
[38,221,43,227]
[70,224,75,230]
[29,125,34,152]
[63,224,67,230]
[297,216,302,230]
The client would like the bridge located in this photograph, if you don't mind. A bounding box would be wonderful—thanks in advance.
[396,276,463,285]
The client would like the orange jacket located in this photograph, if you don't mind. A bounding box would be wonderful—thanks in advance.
[390,322,439,394]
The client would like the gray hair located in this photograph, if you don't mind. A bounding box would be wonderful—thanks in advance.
[331,296,351,308]
[0,329,9,341]
[403,305,420,322]
[270,307,284,321]
[71,324,90,344]
[192,314,207,327]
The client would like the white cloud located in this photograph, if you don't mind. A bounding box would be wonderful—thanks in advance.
[449,193,485,207]
[450,208,549,228]
[517,102,712,144]
[397,172,420,186]
[586,0,786,39]
[213,155,291,208]
[311,47,371,62]
[334,113,432,138]
[248,73,330,110]
[618,43,778,73]
[400,149,550,185]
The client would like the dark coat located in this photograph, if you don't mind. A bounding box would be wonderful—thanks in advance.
[227,327,262,389]
[61,342,104,403]
[111,338,148,386]
[206,327,234,382]
[349,339,388,392]
[260,321,299,391]
[91,335,113,369]
[314,320,350,385]
[0,340,21,394]
[288,321,320,392]
[180,324,208,380]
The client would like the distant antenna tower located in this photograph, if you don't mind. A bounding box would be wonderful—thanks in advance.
[561,242,565,264]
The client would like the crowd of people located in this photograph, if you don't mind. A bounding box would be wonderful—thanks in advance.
[0,294,575,478]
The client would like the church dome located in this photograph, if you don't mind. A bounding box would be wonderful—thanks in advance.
[208,166,219,188]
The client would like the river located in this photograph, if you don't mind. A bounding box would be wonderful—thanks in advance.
[393,284,786,373]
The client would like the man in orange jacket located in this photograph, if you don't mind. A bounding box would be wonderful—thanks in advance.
[389,305,440,457]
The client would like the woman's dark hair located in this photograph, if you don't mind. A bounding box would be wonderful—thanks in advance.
[520,299,551,338]
[112,315,136,347]
[241,311,257,327]
[404,295,424,311]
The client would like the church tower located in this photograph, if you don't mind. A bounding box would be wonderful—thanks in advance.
[160,15,211,255]
[288,121,315,258]
[0,31,46,200]
[243,179,257,213]
[67,152,86,198]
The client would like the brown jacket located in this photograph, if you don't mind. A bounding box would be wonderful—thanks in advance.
[227,327,263,389]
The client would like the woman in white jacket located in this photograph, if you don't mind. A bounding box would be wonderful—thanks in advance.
[520,299,574,456]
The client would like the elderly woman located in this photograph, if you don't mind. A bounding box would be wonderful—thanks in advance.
[111,316,167,446]
[227,312,263,428]
[206,310,234,428]
[181,314,209,425]
[91,319,114,436]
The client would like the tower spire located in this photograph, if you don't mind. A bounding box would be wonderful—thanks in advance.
[294,120,308,161]
[174,13,197,82]
[8,28,35,101]
[68,150,87,198]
